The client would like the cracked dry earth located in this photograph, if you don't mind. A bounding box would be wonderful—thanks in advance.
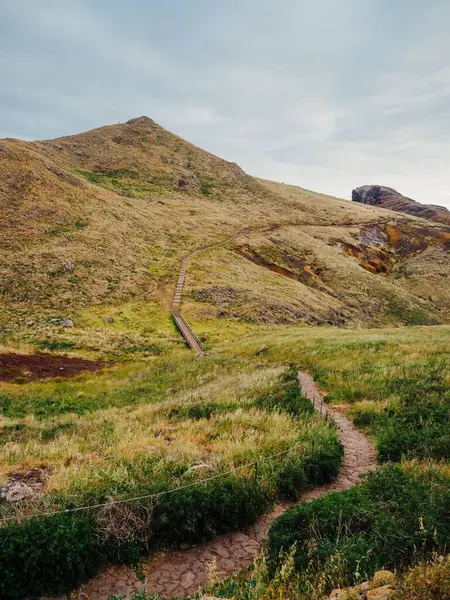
[59,372,377,600]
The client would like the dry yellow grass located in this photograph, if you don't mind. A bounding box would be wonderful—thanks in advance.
[0,357,339,527]
[1,118,450,600]
[1,117,450,354]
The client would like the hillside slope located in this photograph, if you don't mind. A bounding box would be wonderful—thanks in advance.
[1,117,450,354]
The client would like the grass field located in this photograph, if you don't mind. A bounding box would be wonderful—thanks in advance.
[1,118,450,598]
[2,118,450,351]
[194,323,449,599]
[1,322,449,598]
[0,357,341,507]
[0,355,342,598]
[215,323,450,462]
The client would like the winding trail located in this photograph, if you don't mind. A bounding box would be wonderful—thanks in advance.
[171,218,377,355]
[58,230,377,599]
[171,223,281,355]
[64,373,376,600]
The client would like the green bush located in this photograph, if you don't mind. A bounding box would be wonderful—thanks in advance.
[149,476,271,547]
[36,340,75,351]
[267,464,450,586]
[252,364,314,417]
[345,360,450,463]
[301,436,342,485]
[0,515,101,599]
[0,476,271,599]
[0,364,343,599]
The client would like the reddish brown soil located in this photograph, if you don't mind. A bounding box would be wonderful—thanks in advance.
[0,353,107,382]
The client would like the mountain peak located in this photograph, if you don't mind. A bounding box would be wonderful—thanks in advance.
[126,116,155,125]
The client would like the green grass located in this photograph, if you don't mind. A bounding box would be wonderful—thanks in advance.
[2,118,450,599]
[201,463,450,600]
[0,365,342,599]
[205,549,450,600]
[75,169,172,197]
[35,340,76,351]
[200,176,215,197]
[217,324,450,462]
[268,462,450,584]
[197,324,450,599]
[1,323,449,599]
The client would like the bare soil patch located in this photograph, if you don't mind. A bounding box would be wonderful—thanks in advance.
[0,353,107,382]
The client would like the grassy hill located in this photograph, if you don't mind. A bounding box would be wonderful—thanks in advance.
[0,118,449,599]
[1,116,450,359]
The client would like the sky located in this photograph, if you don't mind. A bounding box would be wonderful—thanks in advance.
[2,0,450,207]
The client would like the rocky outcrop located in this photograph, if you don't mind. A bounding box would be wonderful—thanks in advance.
[0,469,46,502]
[329,569,396,600]
[352,185,450,225]
[0,481,36,502]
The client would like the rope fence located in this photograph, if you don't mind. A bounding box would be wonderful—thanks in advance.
[0,437,317,526]
[0,378,334,526]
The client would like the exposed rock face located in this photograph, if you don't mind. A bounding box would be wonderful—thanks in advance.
[0,471,46,502]
[352,185,450,225]
[126,115,155,126]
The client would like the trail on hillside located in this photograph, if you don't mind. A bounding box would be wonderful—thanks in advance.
[64,373,376,600]
[172,222,286,355]
[171,219,375,354]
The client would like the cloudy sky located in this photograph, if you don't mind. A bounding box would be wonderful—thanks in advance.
[2,0,450,207]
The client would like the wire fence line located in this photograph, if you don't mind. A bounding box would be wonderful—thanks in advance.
[0,375,335,527]
[0,437,318,526]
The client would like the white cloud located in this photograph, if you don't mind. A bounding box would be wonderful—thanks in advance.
[1,0,450,208]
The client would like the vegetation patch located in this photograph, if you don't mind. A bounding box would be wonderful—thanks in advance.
[0,364,342,599]
[36,340,76,351]
[267,463,450,590]
[75,168,172,197]
[207,552,450,600]
[228,326,449,463]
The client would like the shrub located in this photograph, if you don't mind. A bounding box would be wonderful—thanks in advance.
[36,340,75,351]
[0,476,272,599]
[343,361,450,463]
[397,555,450,599]
[252,364,314,417]
[0,514,102,599]
[267,464,450,586]
[0,363,344,599]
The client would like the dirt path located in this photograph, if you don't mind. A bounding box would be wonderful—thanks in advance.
[63,372,376,600]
